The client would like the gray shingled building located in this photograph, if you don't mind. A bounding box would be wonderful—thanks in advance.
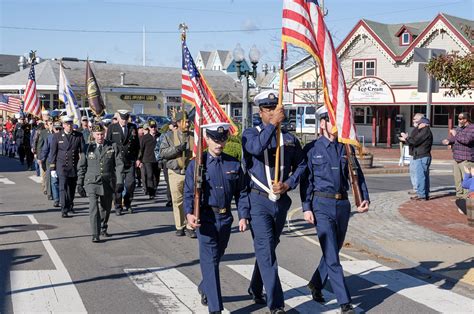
[0,59,243,118]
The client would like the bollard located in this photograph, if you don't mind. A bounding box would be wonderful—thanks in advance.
[467,198,474,227]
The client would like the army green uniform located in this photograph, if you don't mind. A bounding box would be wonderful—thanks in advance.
[78,140,124,238]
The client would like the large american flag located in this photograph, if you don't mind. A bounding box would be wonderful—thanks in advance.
[181,39,238,156]
[0,94,22,113]
[282,0,358,145]
[23,64,41,117]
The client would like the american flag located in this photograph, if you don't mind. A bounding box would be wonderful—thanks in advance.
[0,94,22,113]
[282,0,358,145]
[181,39,238,156]
[23,64,41,117]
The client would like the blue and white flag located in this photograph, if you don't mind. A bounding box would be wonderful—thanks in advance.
[59,62,81,125]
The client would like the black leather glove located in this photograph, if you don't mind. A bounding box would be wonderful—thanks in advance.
[176,142,187,152]
[116,183,124,194]
[77,185,87,197]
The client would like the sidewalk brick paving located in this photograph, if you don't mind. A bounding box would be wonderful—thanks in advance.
[399,195,474,245]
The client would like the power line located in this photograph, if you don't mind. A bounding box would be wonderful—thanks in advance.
[0,25,279,34]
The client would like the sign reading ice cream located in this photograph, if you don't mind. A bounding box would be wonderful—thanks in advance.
[349,77,395,104]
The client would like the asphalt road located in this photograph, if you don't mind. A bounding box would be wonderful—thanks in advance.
[0,156,472,313]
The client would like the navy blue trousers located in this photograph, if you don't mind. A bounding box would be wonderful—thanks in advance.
[310,197,352,305]
[197,210,233,312]
[249,192,291,310]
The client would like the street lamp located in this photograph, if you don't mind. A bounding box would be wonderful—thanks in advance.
[233,43,260,130]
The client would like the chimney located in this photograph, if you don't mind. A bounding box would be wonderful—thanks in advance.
[18,56,26,71]
[262,63,268,75]
[120,72,125,86]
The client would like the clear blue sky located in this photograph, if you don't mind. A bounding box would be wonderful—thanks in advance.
[0,0,472,68]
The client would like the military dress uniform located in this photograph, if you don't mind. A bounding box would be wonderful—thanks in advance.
[49,117,85,217]
[184,123,248,314]
[13,118,33,169]
[77,125,124,242]
[105,110,140,214]
[300,107,369,311]
[242,90,306,312]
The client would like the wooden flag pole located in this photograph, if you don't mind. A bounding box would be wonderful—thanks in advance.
[273,42,286,184]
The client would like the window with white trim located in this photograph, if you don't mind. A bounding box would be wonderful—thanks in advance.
[402,32,410,45]
[132,104,144,114]
[354,61,364,77]
[365,60,376,76]
[433,105,449,126]
[353,106,373,124]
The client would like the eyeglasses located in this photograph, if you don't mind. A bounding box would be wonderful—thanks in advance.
[458,117,466,120]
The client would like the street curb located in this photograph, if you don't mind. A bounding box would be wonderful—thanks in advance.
[374,158,452,165]
[362,167,410,175]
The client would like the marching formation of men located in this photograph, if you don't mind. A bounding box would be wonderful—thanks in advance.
[5,90,370,314]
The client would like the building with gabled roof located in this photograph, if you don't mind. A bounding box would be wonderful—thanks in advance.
[287,13,473,145]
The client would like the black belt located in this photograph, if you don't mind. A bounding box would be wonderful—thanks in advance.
[205,206,228,214]
[251,188,268,198]
[313,191,348,200]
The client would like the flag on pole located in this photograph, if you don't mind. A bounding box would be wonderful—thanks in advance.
[85,60,105,116]
[181,38,238,156]
[23,64,41,117]
[0,94,22,113]
[282,0,358,145]
[59,62,81,124]
[282,42,289,93]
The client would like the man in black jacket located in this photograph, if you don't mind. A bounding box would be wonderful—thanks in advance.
[138,120,160,199]
[400,114,433,201]
[106,110,140,215]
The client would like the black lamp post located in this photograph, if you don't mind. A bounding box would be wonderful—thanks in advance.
[233,44,260,130]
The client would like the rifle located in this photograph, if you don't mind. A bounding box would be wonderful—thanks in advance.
[344,143,362,207]
[193,110,203,223]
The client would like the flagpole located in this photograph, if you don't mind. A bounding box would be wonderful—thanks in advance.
[273,41,286,184]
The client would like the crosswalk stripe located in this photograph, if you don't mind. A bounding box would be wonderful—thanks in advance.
[341,260,474,313]
[0,177,15,184]
[9,214,86,313]
[28,175,42,183]
[125,267,229,313]
[228,264,343,313]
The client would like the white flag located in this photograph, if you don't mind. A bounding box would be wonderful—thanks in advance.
[59,62,81,125]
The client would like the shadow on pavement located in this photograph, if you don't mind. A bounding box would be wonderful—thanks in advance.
[0,249,15,313]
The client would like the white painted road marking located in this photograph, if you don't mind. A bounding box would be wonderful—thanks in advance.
[0,176,15,184]
[125,267,229,313]
[342,260,474,313]
[228,264,344,313]
[28,175,42,183]
[8,214,87,313]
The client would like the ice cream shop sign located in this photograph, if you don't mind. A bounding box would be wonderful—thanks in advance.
[349,77,395,104]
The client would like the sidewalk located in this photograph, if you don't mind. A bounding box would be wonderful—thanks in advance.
[291,186,474,288]
[368,145,452,161]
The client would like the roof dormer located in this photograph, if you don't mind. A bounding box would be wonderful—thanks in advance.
[395,25,419,46]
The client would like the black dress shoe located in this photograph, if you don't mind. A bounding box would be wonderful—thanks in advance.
[307,282,325,303]
[175,229,185,236]
[100,231,112,237]
[127,207,134,214]
[165,201,172,207]
[248,288,266,304]
[53,201,60,208]
[270,308,285,314]
[92,236,101,243]
[185,228,197,239]
[61,212,69,218]
[341,303,355,314]
[198,287,207,306]
[115,208,122,216]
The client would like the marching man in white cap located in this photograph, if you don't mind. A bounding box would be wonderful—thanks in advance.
[49,116,85,218]
[241,90,306,314]
[184,122,249,314]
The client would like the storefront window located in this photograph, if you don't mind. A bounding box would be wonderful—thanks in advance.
[433,106,449,126]
[52,94,60,110]
[353,106,372,124]
[40,93,51,110]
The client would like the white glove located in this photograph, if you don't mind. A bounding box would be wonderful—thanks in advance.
[50,170,58,178]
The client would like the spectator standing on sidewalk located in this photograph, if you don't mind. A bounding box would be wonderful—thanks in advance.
[402,114,422,195]
[442,112,474,199]
[400,114,433,201]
